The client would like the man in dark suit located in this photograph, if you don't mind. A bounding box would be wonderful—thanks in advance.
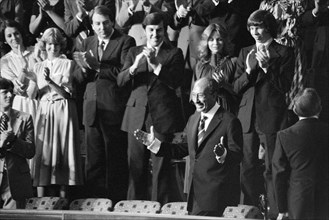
[0,78,35,209]
[73,5,135,203]
[272,88,328,220]
[117,12,184,204]
[233,10,295,218]
[134,77,243,216]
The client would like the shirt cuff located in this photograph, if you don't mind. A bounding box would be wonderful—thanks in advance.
[212,0,220,6]
[216,147,227,164]
[76,11,89,22]
[76,14,83,22]
[261,67,268,74]
[153,64,162,76]
[147,138,161,154]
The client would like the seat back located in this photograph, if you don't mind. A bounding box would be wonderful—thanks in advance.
[160,202,188,215]
[223,204,263,219]
[113,200,161,214]
[69,198,112,212]
[25,197,68,210]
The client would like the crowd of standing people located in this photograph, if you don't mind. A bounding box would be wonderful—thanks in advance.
[0,0,328,219]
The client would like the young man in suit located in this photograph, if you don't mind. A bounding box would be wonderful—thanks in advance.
[73,5,136,203]
[0,78,35,209]
[273,88,328,220]
[135,77,243,216]
[233,10,295,218]
[117,12,185,204]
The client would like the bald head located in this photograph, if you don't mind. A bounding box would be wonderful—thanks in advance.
[191,77,217,113]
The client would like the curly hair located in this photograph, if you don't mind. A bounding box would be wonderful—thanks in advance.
[38,27,67,53]
[198,23,231,64]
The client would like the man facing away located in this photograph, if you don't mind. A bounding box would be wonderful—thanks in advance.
[273,88,328,220]
[134,77,243,216]
[0,77,35,209]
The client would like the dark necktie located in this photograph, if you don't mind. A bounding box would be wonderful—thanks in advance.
[98,41,105,61]
[0,114,9,134]
[197,115,207,147]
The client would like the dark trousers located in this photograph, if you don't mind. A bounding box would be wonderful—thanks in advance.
[127,113,173,204]
[127,132,172,205]
[241,121,278,218]
[85,120,128,204]
[188,186,223,217]
[240,122,265,207]
[0,170,26,209]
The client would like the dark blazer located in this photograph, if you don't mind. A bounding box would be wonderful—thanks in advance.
[80,30,136,127]
[117,42,185,134]
[157,108,243,213]
[272,118,329,219]
[0,109,35,201]
[233,41,294,134]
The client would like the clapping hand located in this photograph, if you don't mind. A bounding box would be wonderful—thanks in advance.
[38,0,52,11]
[255,45,270,70]
[245,48,257,74]
[176,5,190,18]
[76,0,87,19]
[213,136,225,157]
[142,47,158,70]
[43,67,52,83]
[134,126,155,146]
[0,130,15,149]
[212,70,224,83]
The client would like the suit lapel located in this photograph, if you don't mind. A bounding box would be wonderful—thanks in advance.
[9,109,23,135]
[101,30,120,61]
[148,42,170,90]
[196,109,223,153]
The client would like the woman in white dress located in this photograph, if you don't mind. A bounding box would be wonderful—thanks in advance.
[0,19,39,121]
[33,27,83,198]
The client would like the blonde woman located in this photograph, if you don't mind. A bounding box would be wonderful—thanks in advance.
[32,27,83,198]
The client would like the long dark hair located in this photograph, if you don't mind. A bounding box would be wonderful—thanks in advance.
[0,19,27,53]
[198,23,232,64]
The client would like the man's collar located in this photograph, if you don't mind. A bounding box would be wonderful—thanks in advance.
[201,102,220,119]
[0,109,11,117]
[256,37,273,51]
[98,29,114,44]
[146,41,164,55]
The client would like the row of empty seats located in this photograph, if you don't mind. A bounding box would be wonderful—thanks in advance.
[24,197,263,218]
[25,197,188,215]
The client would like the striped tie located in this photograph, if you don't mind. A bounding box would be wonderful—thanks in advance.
[0,114,9,133]
[197,116,207,147]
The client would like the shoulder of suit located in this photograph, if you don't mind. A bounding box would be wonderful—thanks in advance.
[10,109,31,120]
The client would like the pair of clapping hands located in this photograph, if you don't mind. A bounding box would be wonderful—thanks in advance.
[134,126,226,157]
[129,47,159,75]
[246,45,270,73]
[73,50,100,72]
